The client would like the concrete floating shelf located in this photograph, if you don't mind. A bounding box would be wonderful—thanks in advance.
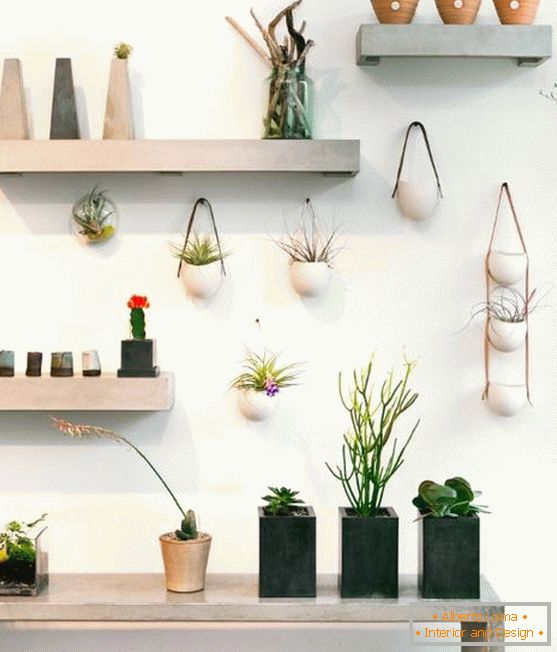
[0,574,499,623]
[0,372,174,411]
[357,25,552,67]
[0,139,360,176]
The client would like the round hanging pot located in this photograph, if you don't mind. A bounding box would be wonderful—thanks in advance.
[290,262,331,298]
[159,532,212,593]
[435,0,482,24]
[370,0,419,24]
[392,122,443,221]
[488,250,528,286]
[487,382,527,417]
[493,0,539,24]
[237,389,278,422]
[181,261,223,299]
[488,318,527,352]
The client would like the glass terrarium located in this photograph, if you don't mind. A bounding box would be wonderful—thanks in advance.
[71,186,118,244]
[0,521,48,596]
[263,66,313,140]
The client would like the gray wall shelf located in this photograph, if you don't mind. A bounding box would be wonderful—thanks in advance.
[357,24,552,67]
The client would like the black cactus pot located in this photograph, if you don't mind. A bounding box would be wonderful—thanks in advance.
[258,505,316,598]
[118,339,159,378]
[418,511,480,599]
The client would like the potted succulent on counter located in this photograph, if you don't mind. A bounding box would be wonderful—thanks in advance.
[52,418,211,593]
[118,295,159,378]
[230,350,302,422]
[327,356,419,598]
[259,487,316,597]
[0,514,48,596]
[413,477,489,599]
[71,186,117,244]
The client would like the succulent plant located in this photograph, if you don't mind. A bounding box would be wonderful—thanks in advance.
[72,186,116,242]
[114,42,133,60]
[412,477,489,519]
[262,486,303,515]
[175,510,198,541]
[0,515,47,565]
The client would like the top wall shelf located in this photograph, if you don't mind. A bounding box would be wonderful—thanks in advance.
[0,139,360,177]
[357,24,552,67]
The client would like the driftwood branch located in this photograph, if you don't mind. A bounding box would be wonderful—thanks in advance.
[225,16,271,65]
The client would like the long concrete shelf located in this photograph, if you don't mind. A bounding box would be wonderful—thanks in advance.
[0,139,360,176]
[0,574,499,623]
[0,373,174,411]
[357,24,552,67]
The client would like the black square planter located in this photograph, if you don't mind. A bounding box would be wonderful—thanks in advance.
[118,339,159,378]
[418,512,480,599]
[339,506,398,598]
[258,505,316,598]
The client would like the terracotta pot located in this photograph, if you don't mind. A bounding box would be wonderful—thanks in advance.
[493,0,539,24]
[371,0,419,24]
[159,533,211,593]
[290,262,331,298]
[435,0,482,24]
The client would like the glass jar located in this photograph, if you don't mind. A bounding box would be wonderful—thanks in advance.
[263,66,313,140]
[71,187,118,244]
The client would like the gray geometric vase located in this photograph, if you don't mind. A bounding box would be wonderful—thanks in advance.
[50,58,80,139]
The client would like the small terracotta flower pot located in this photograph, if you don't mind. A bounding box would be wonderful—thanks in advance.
[493,0,539,24]
[371,0,419,24]
[159,532,211,593]
[435,0,482,24]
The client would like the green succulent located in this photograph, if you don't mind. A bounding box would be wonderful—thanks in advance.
[262,487,303,516]
[171,234,228,266]
[0,514,47,564]
[175,510,198,541]
[114,42,133,59]
[412,477,489,519]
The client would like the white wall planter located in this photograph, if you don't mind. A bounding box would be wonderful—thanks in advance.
[488,250,527,286]
[395,180,440,221]
[181,261,223,299]
[290,262,331,297]
[488,318,527,352]
[237,390,278,422]
[487,383,527,417]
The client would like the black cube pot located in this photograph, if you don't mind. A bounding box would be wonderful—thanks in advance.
[259,505,316,598]
[118,339,159,378]
[418,511,480,599]
[339,506,398,598]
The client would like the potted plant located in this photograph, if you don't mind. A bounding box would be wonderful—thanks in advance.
[52,418,211,593]
[259,487,315,597]
[488,250,528,286]
[230,350,302,422]
[103,42,133,139]
[273,198,340,298]
[71,186,117,244]
[493,0,539,24]
[118,295,159,378]
[0,514,48,596]
[435,0,481,24]
[370,0,419,24]
[413,477,489,599]
[172,233,228,300]
[326,357,419,598]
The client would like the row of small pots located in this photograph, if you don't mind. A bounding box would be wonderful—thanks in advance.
[371,0,539,25]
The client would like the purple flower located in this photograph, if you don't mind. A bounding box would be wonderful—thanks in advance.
[264,377,279,397]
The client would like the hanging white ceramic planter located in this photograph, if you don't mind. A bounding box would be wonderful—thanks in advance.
[181,261,223,299]
[487,250,528,286]
[487,383,528,417]
[488,318,527,353]
[392,121,443,221]
[237,389,278,422]
[290,261,331,297]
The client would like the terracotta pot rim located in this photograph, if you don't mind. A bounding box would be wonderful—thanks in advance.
[159,532,212,545]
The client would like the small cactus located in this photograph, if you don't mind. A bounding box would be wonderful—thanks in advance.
[127,295,149,340]
[175,510,198,541]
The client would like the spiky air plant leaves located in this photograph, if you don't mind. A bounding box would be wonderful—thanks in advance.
[472,287,539,324]
[114,42,133,59]
[72,186,116,242]
[230,350,303,395]
[171,234,229,266]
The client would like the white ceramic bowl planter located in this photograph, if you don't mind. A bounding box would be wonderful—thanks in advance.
[290,261,331,298]
[488,251,528,286]
[488,318,527,353]
[181,261,223,299]
[487,383,528,417]
[238,389,278,422]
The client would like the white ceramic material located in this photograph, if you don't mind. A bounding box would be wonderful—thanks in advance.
[181,261,223,299]
[488,251,527,286]
[395,180,440,221]
[487,383,527,417]
[82,349,101,375]
[290,261,331,297]
[488,318,527,352]
[237,389,278,422]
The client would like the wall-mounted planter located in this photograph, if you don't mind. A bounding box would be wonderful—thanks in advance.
[159,533,211,593]
[259,506,316,598]
[418,512,480,599]
[371,0,419,24]
[290,261,331,298]
[488,250,527,286]
[435,0,481,24]
[493,0,539,24]
[181,261,223,300]
[486,382,527,416]
[339,507,398,598]
[237,389,278,422]
[488,318,526,352]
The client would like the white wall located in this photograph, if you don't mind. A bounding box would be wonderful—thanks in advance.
[1,0,556,648]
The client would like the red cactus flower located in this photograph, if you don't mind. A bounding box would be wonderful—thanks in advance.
[127,295,150,310]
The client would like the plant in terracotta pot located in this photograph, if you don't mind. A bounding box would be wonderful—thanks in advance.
[273,198,340,298]
[172,233,228,300]
[71,186,117,243]
[370,0,419,24]
[231,350,302,422]
[52,418,211,593]
[326,356,419,598]
[259,487,316,597]
[435,0,481,24]
[493,0,539,24]
[118,295,159,378]
[413,477,489,599]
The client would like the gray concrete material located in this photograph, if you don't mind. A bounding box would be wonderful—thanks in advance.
[50,59,80,139]
[0,573,499,623]
[0,59,29,139]
[357,24,552,67]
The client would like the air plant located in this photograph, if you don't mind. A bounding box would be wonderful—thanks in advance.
[262,487,304,515]
[230,350,302,396]
[114,42,133,60]
[71,186,116,242]
[473,288,538,323]
[171,234,228,267]
[51,418,198,541]
[412,477,489,520]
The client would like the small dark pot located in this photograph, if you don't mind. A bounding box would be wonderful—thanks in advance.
[418,511,480,599]
[26,352,43,377]
[0,350,15,377]
[118,339,159,378]
[50,352,73,377]
[339,506,398,598]
[258,505,316,598]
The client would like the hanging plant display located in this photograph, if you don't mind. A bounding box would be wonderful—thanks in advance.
[392,121,443,221]
[71,186,117,243]
[172,198,228,300]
